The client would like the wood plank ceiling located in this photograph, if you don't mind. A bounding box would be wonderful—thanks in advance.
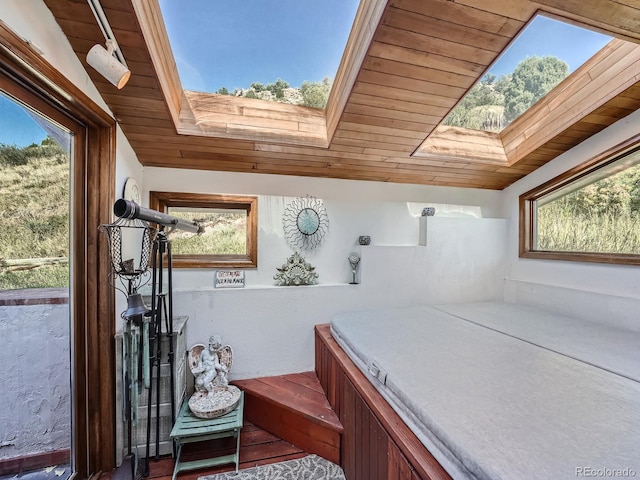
[43,0,640,190]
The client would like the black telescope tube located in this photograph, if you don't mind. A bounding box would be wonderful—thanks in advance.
[114,198,202,234]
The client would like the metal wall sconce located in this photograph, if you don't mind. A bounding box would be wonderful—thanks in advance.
[86,0,131,89]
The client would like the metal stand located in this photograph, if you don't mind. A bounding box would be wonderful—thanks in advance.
[143,229,177,475]
[119,280,149,480]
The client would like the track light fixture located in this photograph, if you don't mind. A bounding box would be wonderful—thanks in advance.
[86,0,131,89]
[87,39,131,89]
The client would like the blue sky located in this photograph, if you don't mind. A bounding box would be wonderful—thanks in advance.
[158,0,360,92]
[488,15,612,77]
[0,94,48,147]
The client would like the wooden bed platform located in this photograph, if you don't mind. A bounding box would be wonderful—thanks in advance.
[314,324,450,480]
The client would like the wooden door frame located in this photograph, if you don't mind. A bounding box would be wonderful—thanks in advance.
[0,21,116,478]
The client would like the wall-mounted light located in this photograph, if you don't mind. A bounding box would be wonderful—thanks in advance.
[87,39,130,89]
[86,0,131,89]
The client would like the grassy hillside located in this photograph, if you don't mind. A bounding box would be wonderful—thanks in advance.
[0,141,69,289]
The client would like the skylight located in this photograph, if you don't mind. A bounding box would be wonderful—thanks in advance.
[158,0,360,109]
[444,15,612,133]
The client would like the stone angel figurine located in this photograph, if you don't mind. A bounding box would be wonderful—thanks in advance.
[187,335,240,418]
[189,335,233,391]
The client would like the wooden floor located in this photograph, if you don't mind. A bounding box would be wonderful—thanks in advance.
[105,422,306,480]
[103,371,340,480]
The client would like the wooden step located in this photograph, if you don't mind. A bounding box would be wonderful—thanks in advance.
[233,372,342,465]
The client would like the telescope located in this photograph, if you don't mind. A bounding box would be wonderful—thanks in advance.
[114,198,203,234]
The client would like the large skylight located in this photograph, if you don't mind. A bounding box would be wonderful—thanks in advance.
[444,15,612,133]
[158,0,360,108]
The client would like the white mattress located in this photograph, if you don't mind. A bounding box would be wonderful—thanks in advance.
[436,301,640,383]
[330,303,640,480]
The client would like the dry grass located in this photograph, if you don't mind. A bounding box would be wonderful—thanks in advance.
[537,204,640,254]
[167,211,246,255]
[0,146,70,289]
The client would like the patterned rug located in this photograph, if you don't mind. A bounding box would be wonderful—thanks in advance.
[197,455,345,480]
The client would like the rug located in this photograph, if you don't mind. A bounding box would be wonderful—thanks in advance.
[197,455,346,480]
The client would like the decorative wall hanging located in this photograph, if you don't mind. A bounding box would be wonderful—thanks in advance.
[274,251,319,286]
[282,195,329,251]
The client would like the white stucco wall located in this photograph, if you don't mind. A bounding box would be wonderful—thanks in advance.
[174,216,507,379]
[0,302,70,459]
[141,168,507,377]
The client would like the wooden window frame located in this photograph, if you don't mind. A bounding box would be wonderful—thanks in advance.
[520,133,640,265]
[149,191,258,268]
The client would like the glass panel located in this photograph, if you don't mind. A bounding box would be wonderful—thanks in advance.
[0,91,72,478]
[445,15,612,132]
[167,206,247,255]
[535,154,640,254]
[158,0,360,108]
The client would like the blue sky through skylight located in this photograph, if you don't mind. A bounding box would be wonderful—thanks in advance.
[158,0,360,93]
[487,15,612,77]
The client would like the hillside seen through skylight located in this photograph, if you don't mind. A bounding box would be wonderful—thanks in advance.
[445,15,612,133]
[158,0,360,109]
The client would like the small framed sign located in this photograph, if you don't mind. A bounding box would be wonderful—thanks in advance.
[215,270,245,288]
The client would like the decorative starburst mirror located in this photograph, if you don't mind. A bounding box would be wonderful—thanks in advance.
[282,196,329,251]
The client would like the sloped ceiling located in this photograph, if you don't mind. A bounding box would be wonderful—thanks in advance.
[45,0,640,189]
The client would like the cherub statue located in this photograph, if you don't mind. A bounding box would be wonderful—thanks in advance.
[190,335,233,391]
[187,334,239,419]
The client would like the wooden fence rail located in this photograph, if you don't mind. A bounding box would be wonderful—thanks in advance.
[0,257,68,272]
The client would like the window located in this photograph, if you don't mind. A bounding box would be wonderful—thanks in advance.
[149,191,258,268]
[520,135,640,265]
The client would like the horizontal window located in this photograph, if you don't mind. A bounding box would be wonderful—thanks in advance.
[520,135,640,265]
[149,191,257,268]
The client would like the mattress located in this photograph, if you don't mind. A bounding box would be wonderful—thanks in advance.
[435,301,640,383]
[330,304,640,480]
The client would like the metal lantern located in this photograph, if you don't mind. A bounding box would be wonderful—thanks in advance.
[100,217,157,296]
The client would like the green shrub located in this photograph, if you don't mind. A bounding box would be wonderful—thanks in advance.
[0,143,30,166]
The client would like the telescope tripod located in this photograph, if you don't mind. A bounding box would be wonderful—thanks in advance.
[143,228,177,475]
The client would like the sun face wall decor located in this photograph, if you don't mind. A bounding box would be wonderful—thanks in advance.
[282,196,329,251]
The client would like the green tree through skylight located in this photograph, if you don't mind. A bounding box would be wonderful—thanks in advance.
[445,56,569,132]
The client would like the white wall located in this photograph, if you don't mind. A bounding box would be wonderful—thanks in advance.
[0,303,71,459]
[502,109,640,320]
[143,168,507,377]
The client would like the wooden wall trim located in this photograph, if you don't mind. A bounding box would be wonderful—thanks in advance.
[0,20,116,478]
[315,324,450,480]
